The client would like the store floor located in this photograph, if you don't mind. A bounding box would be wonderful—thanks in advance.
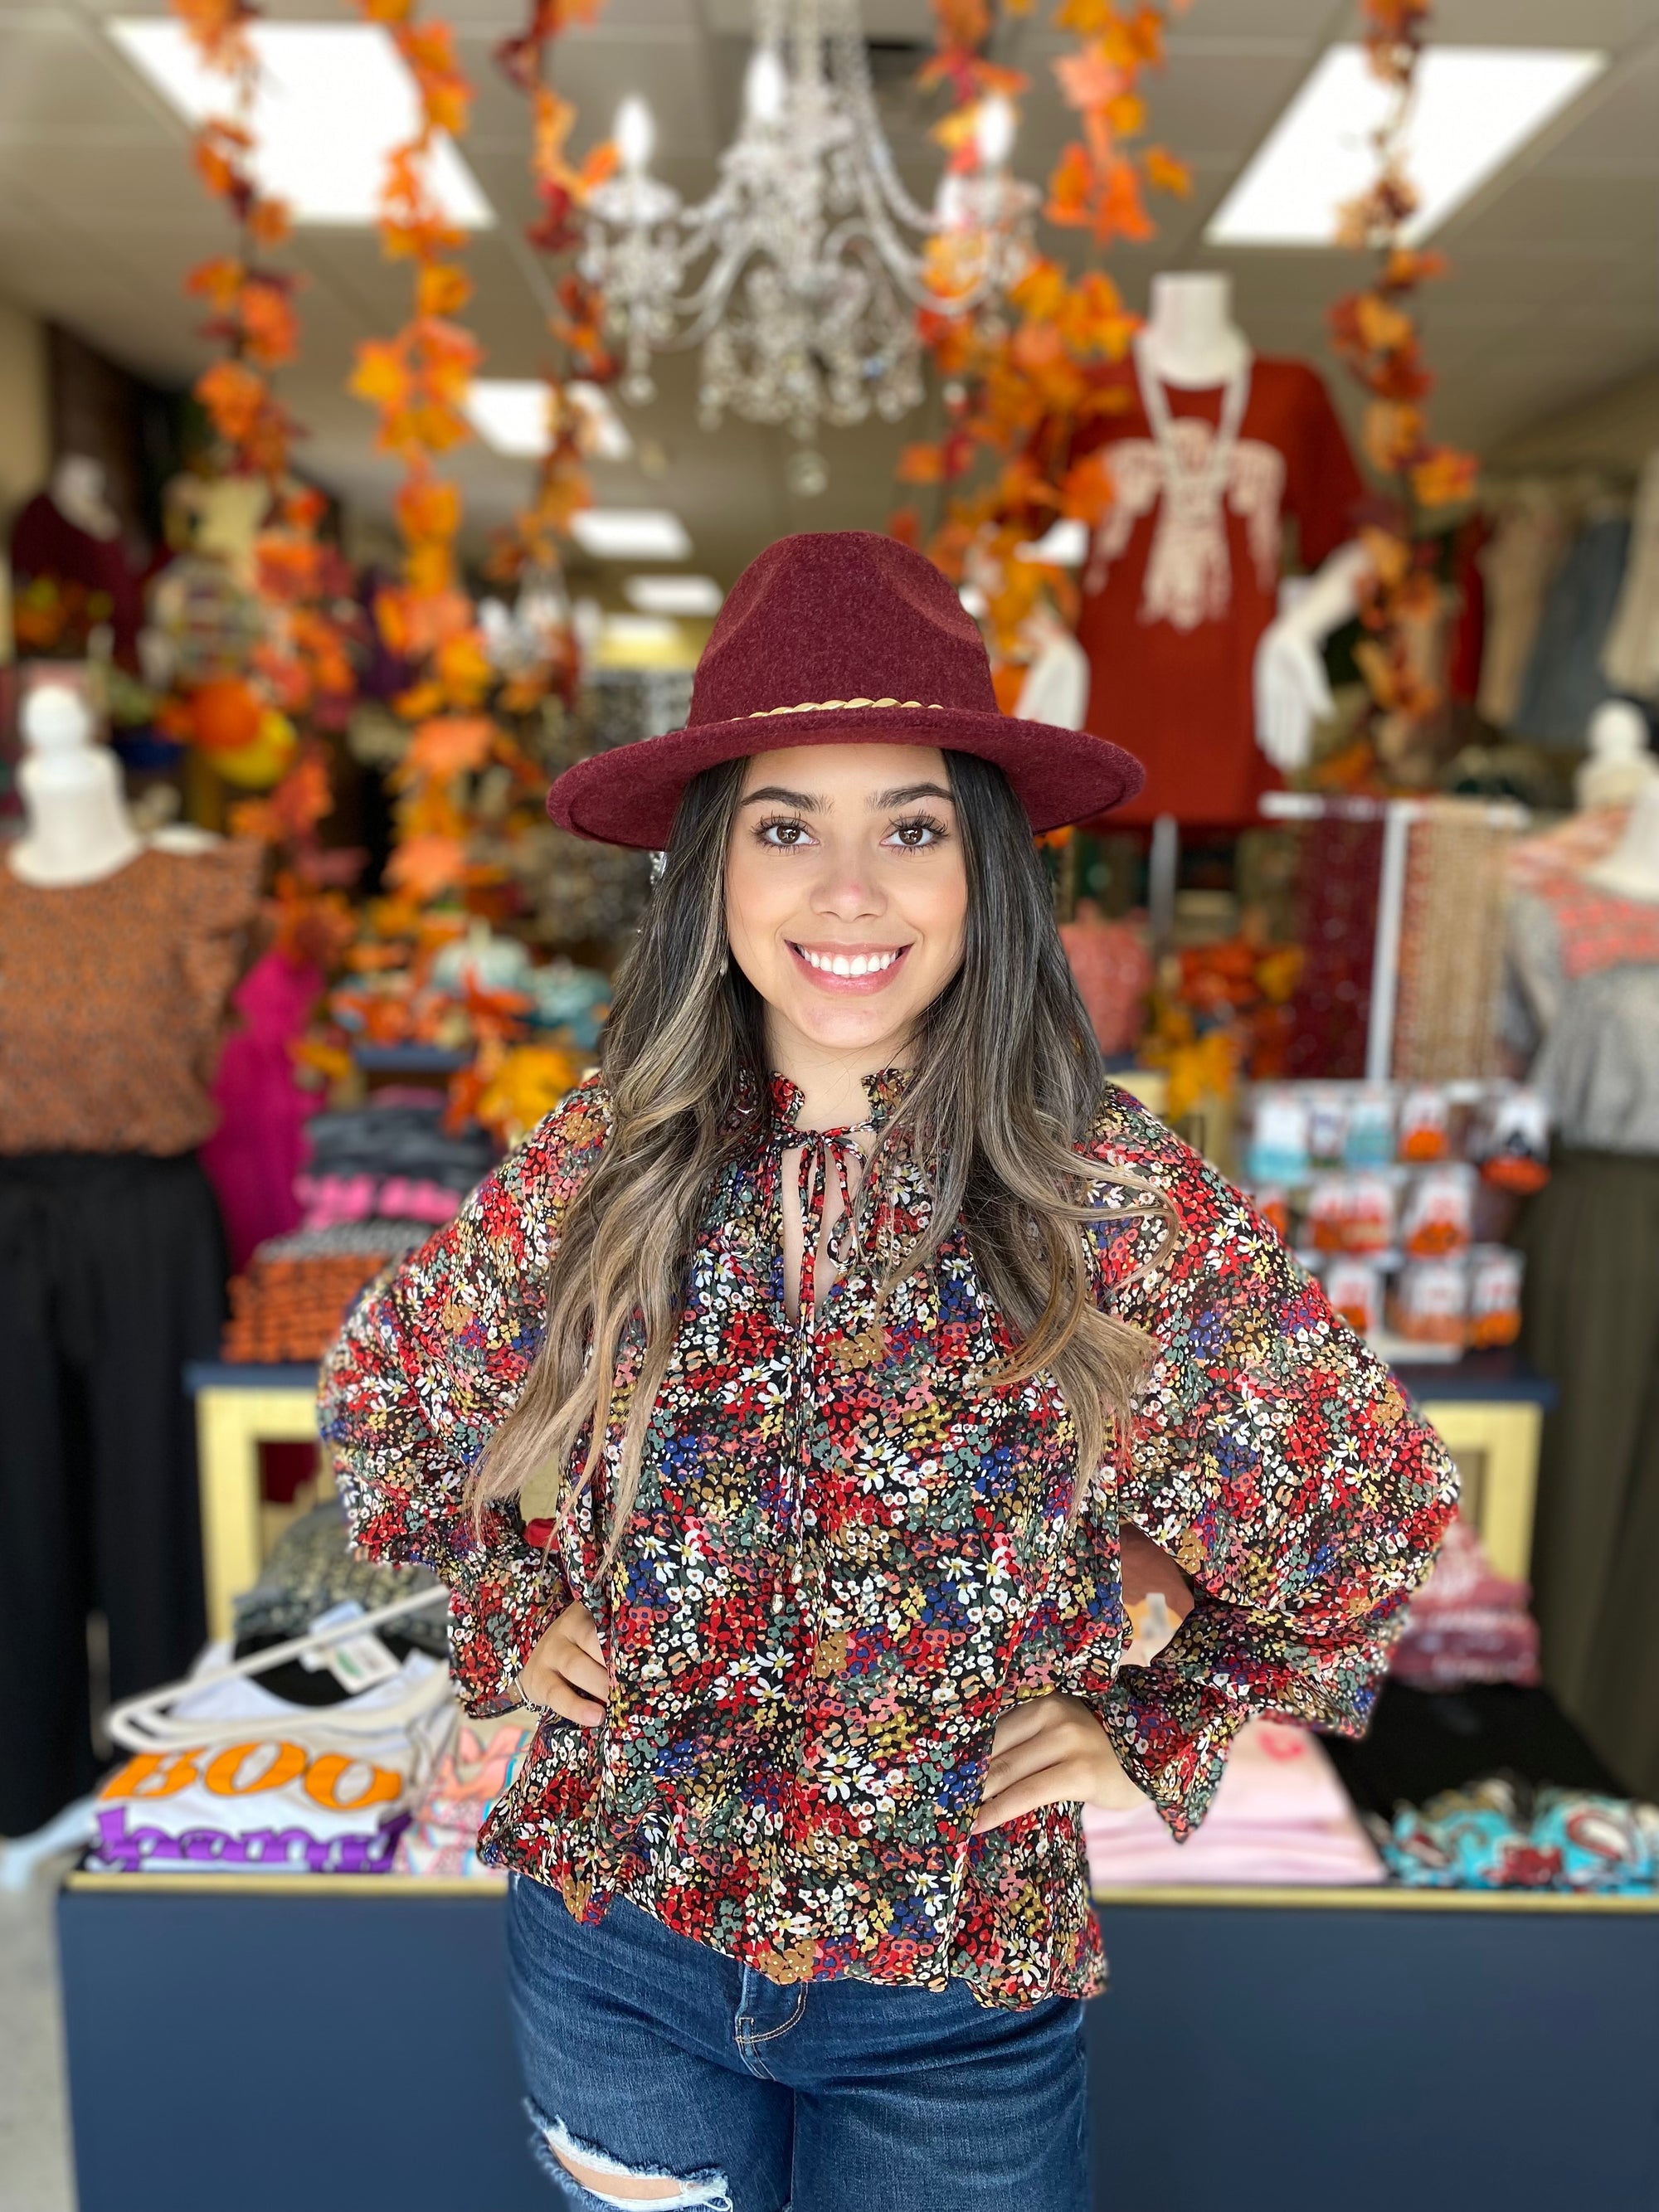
[0,1859,76,2212]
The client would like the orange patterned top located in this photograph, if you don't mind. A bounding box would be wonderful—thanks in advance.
[0,842,260,1155]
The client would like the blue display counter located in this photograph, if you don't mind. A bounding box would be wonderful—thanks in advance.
[57,1875,1659,2211]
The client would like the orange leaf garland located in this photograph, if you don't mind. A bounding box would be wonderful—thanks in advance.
[1326,0,1477,763]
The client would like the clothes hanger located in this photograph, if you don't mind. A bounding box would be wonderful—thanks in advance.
[105,1586,452,1753]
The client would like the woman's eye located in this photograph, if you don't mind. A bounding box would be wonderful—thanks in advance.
[886,817,946,849]
[757,818,813,848]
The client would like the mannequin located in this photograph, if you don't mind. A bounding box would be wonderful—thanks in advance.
[48,454,122,542]
[8,680,144,887]
[1012,596,1091,730]
[1575,698,1657,813]
[1134,275,1370,778]
[0,682,261,1838]
[9,454,144,667]
[1586,777,1659,902]
[1068,274,1370,827]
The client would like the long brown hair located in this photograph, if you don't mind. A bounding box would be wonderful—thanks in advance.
[469,750,1171,1574]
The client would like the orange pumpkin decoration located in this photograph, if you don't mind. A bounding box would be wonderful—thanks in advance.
[189,677,263,756]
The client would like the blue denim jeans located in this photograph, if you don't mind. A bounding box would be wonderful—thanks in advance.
[507,1870,1092,2212]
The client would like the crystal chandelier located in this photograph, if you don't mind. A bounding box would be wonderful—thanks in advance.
[579,0,1037,494]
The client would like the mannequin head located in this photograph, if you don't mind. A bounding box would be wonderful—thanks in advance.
[48,454,120,542]
[1141,275,1250,387]
[1576,699,1657,812]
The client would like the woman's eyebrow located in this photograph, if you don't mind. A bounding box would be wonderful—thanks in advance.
[740,785,821,809]
[873,782,954,808]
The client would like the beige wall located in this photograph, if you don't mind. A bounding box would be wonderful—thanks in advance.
[0,293,49,520]
[1488,361,1659,479]
[0,294,49,664]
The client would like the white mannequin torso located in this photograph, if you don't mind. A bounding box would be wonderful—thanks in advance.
[7,683,143,888]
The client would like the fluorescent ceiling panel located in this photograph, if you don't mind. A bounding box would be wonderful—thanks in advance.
[571,508,693,561]
[465,380,632,462]
[625,575,724,615]
[109,20,493,227]
[1207,45,1605,247]
[602,614,680,648]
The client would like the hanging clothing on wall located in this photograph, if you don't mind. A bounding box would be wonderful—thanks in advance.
[1601,452,1659,702]
[1282,812,1385,1079]
[1067,355,1365,828]
[1477,495,1574,730]
[1507,845,1659,1801]
[8,489,145,668]
[0,1152,226,1835]
[1392,801,1518,1081]
[1511,512,1632,746]
[0,841,258,1835]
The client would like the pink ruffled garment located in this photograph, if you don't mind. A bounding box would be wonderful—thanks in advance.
[200,948,324,1274]
[1083,1718,1385,1888]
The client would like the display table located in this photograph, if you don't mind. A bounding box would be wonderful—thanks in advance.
[189,1353,1554,1636]
[56,1874,1659,2212]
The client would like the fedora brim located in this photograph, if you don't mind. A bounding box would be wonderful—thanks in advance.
[547,702,1145,848]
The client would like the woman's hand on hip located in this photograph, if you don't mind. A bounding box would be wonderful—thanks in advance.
[971,1693,1146,1833]
[516,1599,608,1727]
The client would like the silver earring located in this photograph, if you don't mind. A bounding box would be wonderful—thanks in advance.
[718,950,730,977]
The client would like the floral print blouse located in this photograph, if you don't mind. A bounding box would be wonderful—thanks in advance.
[318,1068,1457,2010]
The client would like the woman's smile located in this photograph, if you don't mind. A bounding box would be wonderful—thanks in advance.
[787,941,912,991]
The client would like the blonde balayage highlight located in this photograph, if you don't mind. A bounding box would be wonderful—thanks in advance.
[469,751,1172,1577]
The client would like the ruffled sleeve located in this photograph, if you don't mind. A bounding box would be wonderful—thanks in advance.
[172,839,263,1066]
[1067,1085,1460,1839]
[316,1077,611,1717]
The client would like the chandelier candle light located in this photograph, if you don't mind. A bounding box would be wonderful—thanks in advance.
[581,0,1036,492]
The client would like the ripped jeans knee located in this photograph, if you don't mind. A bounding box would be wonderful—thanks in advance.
[526,2100,736,2212]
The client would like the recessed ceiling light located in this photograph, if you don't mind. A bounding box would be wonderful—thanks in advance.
[624,575,724,615]
[601,613,681,649]
[1206,44,1605,247]
[464,382,552,458]
[571,508,693,561]
[462,380,632,463]
[109,20,493,228]
[1015,518,1089,567]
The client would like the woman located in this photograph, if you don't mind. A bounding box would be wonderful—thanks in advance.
[320,532,1457,2212]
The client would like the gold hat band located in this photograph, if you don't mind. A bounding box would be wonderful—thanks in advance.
[745,697,946,717]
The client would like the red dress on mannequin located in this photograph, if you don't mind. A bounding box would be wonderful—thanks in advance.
[1071,355,1365,829]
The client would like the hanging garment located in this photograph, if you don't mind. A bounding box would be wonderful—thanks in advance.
[1447,514,1491,707]
[1601,452,1659,699]
[1282,813,1385,1079]
[0,842,260,1155]
[1067,354,1365,828]
[1392,800,1518,1082]
[1520,1150,1659,1802]
[1477,497,1574,729]
[1503,880,1659,1155]
[198,946,324,1274]
[8,489,145,668]
[0,1151,226,1836]
[1511,514,1632,746]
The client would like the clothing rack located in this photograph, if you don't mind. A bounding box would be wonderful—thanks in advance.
[1259,793,1530,1082]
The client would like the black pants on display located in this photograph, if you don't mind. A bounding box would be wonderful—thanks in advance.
[1520,1146,1659,1804]
[0,1151,226,1836]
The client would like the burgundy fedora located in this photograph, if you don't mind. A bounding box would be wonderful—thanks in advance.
[546,529,1143,848]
